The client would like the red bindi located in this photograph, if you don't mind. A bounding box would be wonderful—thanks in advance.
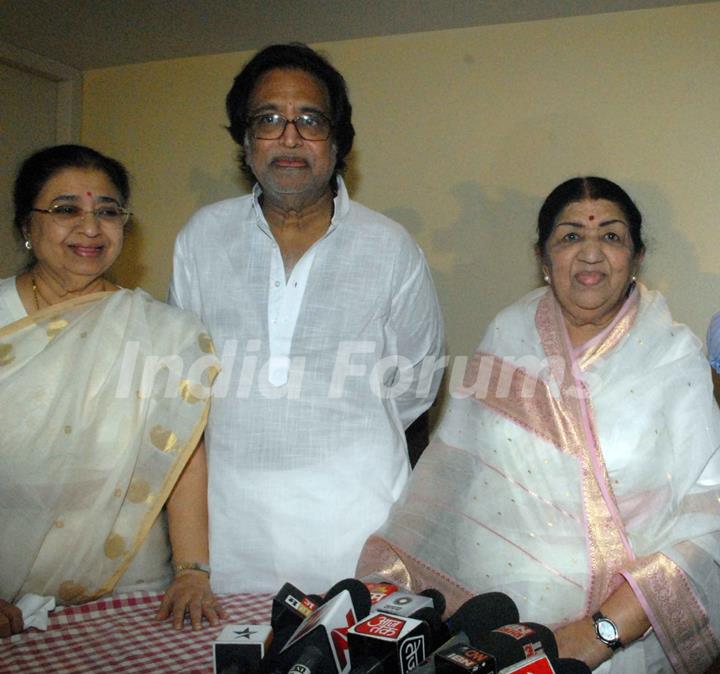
[86,191,93,197]
[588,214,595,221]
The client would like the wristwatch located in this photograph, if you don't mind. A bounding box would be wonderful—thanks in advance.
[592,611,623,651]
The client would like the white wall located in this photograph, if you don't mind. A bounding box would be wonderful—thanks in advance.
[82,3,720,357]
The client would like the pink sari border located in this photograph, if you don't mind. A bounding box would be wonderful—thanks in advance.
[356,534,475,618]
[622,552,720,674]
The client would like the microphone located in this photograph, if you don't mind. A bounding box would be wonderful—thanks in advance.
[445,594,520,642]
[418,588,446,617]
[274,582,372,674]
[433,641,496,673]
[272,582,320,631]
[362,578,402,606]
[324,578,373,617]
[287,645,325,674]
[262,583,321,672]
[481,622,558,666]
[374,589,435,618]
[435,622,557,673]
[347,613,431,673]
[359,576,445,617]
[407,607,449,653]
[361,582,447,652]
[385,592,520,673]
[498,655,591,674]
[214,624,273,674]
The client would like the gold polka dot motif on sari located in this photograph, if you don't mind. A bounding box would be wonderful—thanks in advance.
[127,478,151,503]
[179,379,207,404]
[198,332,215,354]
[46,318,69,339]
[58,580,87,603]
[0,343,14,366]
[150,425,177,452]
[104,533,127,559]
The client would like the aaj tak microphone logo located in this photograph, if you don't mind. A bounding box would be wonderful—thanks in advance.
[350,613,427,673]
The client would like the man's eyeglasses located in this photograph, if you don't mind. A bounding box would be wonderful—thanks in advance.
[247,112,332,141]
[31,204,132,228]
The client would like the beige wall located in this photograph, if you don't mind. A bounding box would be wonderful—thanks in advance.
[82,3,720,358]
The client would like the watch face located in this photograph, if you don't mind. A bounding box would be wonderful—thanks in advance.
[597,619,618,642]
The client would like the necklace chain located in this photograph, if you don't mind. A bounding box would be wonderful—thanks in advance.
[30,272,56,310]
[30,272,111,311]
[30,272,41,311]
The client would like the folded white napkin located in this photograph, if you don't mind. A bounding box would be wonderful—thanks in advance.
[16,594,56,631]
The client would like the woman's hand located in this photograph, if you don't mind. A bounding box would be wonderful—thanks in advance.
[555,617,611,670]
[159,438,227,629]
[0,598,23,638]
[155,570,227,630]
[555,580,651,670]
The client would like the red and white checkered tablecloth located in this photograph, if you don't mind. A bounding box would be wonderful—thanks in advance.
[0,591,274,674]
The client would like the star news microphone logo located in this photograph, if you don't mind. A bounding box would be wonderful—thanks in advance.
[232,627,258,639]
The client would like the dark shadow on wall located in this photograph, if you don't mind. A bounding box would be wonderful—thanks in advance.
[384,180,540,357]
[620,179,719,342]
[383,182,541,461]
[111,216,146,289]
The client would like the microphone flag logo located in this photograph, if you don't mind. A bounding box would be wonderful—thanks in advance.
[330,610,357,669]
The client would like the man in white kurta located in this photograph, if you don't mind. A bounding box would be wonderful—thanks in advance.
[169,44,444,593]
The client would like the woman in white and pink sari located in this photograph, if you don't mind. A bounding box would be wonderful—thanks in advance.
[358,177,720,673]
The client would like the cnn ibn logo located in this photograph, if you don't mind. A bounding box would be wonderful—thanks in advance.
[399,635,425,673]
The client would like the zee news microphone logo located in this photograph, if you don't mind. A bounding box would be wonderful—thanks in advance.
[399,635,425,674]
[289,666,310,674]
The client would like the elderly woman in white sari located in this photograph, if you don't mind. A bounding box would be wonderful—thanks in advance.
[0,145,226,637]
[358,177,720,673]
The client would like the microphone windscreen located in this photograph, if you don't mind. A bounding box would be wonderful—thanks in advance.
[259,624,297,673]
[493,622,558,661]
[324,578,372,619]
[552,658,592,674]
[447,592,520,641]
[475,622,558,669]
[419,588,447,616]
[410,606,450,651]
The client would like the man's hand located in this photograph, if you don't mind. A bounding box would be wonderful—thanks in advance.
[0,598,23,638]
[155,571,227,630]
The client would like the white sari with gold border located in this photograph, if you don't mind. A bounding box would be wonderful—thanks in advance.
[358,285,720,673]
[0,288,218,604]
